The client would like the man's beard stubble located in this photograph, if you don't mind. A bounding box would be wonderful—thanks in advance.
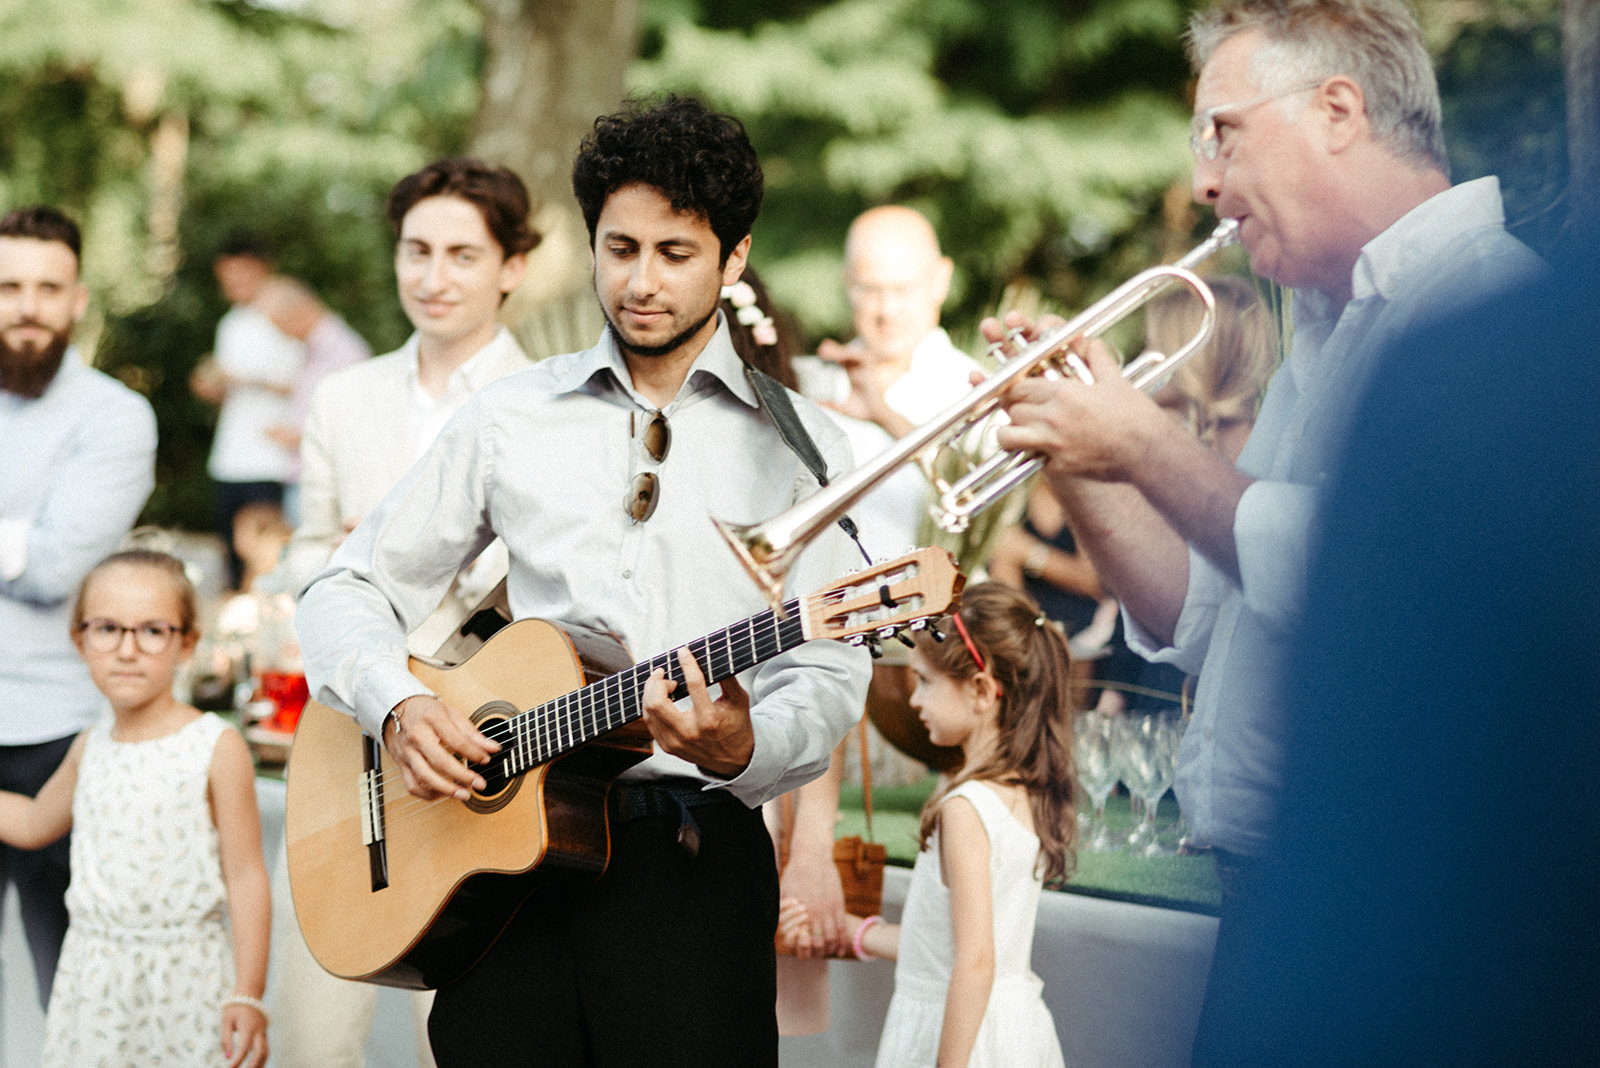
[601,300,719,361]
[0,326,70,399]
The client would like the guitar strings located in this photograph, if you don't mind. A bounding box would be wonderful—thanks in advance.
[346,572,926,835]
[359,609,803,826]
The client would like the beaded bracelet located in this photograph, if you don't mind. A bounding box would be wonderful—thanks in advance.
[852,914,882,961]
[223,994,269,1023]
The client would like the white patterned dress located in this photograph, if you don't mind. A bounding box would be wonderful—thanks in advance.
[44,713,236,1067]
[874,780,1066,1068]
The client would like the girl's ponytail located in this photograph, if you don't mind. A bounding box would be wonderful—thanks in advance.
[913,583,1078,884]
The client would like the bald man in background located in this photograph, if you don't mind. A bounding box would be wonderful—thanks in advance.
[795,205,982,559]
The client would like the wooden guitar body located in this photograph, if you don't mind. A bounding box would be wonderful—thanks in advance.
[285,619,650,989]
[284,548,962,990]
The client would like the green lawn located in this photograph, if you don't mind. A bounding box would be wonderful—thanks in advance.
[838,776,1220,914]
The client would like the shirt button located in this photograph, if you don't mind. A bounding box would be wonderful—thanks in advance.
[621,569,632,579]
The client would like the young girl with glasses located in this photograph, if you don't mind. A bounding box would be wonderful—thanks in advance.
[781,582,1077,1067]
[0,549,270,1067]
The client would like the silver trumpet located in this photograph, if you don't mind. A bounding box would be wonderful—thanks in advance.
[715,218,1242,610]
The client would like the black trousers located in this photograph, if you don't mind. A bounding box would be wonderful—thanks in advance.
[0,734,74,1006]
[429,795,780,1068]
[1190,848,1263,1068]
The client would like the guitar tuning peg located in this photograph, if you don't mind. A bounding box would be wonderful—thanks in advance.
[929,625,946,642]
[877,584,897,610]
[896,631,916,648]
[864,633,883,660]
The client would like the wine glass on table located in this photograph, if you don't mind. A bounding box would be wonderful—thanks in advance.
[1116,710,1181,856]
[1113,713,1177,856]
[1072,709,1122,852]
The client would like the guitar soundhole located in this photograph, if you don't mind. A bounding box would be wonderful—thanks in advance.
[466,701,523,814]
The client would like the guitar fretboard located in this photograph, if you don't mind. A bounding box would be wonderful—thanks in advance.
[490,598,807,775]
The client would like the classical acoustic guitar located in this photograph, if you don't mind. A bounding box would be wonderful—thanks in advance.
[285,548,962,989]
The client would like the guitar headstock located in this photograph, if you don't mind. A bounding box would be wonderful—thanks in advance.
[801,547,965,650]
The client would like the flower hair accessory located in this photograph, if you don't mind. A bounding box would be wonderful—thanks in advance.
[721,282,779,347]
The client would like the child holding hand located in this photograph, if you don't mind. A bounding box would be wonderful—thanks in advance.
[0,549,270,1067]
[782,583,1076,1068]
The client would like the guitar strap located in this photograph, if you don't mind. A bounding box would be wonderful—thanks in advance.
[742,364,872,566]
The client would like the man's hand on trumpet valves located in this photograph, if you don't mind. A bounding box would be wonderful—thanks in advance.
[976,312,1171,486]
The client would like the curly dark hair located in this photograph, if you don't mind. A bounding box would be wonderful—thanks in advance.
[0,205,82,262]
[386,158,542,260]
[571,95,763,264]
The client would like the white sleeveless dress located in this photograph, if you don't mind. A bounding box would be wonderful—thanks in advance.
[43,713,236,1067]
[874,780,1066,1068]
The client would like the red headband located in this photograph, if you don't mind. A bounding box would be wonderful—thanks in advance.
[950,612,985,673]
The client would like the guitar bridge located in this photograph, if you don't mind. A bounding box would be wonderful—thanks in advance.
[360,734,390,892]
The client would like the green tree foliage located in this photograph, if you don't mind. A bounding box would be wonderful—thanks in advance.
[1428,0,1567,253]
[0,0,1577,533]
[0,0,484,529]
[632,0,1205,345]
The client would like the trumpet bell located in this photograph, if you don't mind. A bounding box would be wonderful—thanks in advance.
[713,516,790,613]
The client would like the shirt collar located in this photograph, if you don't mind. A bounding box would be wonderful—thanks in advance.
[1353,176,1505,304]
[546,312,760,411]
[404,326,522,397]
[909,327,954,366]
[1295,176,1507,324]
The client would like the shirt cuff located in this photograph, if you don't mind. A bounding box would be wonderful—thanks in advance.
[0,519,27,581]
[354,664,436,741]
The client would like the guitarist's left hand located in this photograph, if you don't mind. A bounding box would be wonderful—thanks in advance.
[642,647,755,779]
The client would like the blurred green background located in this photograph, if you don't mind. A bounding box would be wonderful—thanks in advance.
[0,0,1575,533]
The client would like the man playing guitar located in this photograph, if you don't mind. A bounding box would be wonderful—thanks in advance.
[295,96,872,1067]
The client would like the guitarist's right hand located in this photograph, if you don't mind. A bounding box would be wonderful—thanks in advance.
[382,695,502,801]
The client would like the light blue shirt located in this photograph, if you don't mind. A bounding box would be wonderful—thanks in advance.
[297,317,872,806]
[1129,177,1546,856]
[1,352,157,744]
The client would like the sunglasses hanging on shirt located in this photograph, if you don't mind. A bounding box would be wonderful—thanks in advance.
[625,409,671,523]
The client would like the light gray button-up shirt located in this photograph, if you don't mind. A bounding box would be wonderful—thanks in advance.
[297,317,872,806]
[1129,177,1546,856]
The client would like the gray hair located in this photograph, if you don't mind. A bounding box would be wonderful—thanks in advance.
[1186,0,1447,174]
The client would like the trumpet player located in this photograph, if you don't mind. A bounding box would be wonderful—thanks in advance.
[988,0,1541,971]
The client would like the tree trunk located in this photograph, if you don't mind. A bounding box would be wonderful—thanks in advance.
[1564,0,1600,243]
[469,0,640,358]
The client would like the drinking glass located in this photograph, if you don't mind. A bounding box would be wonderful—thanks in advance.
[1114,711,1179,854]
[1116,710,1183,855]
[1072,709,1122,852]
[256,593,306,733]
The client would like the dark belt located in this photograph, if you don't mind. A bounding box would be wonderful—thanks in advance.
[608,777,743,856]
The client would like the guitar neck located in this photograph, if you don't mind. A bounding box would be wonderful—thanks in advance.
[496,597,807,775]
